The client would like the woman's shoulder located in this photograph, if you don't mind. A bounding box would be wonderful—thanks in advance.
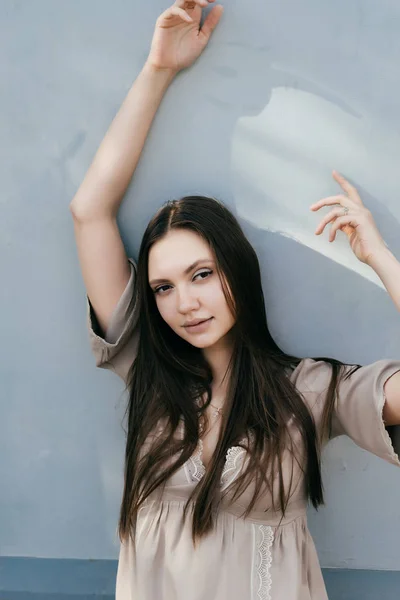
[289,357,332,392]
[287,357,334,415]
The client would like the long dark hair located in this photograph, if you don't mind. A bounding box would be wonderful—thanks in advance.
[119,196,358,543]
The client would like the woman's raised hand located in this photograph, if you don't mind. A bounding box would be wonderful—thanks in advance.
[310,171,387,266]
[147,1,224,73]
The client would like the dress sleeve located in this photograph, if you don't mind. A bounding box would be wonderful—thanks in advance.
[86,258,139,384]
[292,358,400,468]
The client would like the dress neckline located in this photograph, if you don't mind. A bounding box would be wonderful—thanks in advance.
[184,437,248,490]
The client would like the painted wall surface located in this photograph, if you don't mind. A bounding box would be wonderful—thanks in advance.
[1,0,400,569]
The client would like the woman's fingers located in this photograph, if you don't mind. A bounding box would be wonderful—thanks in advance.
[175,0,214,8]
[314,207,350,235]
[310,194,354,211]
[200,4,224,40]
[332,170,363,204]
[162,1,219,25]
[314,207,358,241]
[310,172,363,214]
[328,215,358,242]
[162,6,194,23]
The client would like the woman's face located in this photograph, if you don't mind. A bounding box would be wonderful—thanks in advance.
[148,229,236,350]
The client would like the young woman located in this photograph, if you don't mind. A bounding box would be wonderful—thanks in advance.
[70,2,400,598]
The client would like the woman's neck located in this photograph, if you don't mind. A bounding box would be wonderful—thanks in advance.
[202,334,234,400]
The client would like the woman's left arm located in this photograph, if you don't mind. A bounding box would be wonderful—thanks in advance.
[310,170,400,426]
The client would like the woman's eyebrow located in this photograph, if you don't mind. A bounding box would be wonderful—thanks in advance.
[149,259,214,286]
[183,258,214,275]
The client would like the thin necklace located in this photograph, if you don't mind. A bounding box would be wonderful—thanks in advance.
[209,403,223,418]
[199,404,222,436]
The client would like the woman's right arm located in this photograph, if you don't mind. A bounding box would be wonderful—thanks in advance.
[70,0,223,337]
[70,64,177,335]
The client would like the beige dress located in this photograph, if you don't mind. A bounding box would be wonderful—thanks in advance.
[87,259,400,600]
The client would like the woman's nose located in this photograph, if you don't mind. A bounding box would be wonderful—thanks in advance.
[177,287,200,313]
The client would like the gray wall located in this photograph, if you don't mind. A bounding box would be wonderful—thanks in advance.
[1,0,400,570]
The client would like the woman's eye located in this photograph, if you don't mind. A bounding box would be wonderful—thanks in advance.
[194,269,213,281]
[154,285,171,295]
[153,270,212,294]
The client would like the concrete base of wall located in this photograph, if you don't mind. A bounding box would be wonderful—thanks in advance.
[1,557,400,599]
[0,558,116,600]
[322,568,400,599]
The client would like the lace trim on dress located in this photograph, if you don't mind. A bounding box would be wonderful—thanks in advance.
[220,445,246,490]
[184,439,247,486]
[183,439,206,483]
[253,524,274,600]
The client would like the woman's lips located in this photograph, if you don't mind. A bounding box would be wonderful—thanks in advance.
[184,317,213,333]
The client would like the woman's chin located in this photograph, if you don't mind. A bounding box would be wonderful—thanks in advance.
[189,332,234,352]
[187,336,217,349]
